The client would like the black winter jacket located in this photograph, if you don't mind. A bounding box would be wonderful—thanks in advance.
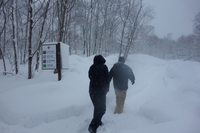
[109,62,135,90]
[88,55,109,93]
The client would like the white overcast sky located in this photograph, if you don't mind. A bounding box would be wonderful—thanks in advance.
[143,0,200,40]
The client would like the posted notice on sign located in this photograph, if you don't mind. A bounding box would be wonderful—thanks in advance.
[42,44,57,70]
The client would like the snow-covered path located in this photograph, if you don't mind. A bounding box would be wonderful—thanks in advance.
[0,54,200,133]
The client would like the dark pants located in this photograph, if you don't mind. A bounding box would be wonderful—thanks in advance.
[89,92,106,131]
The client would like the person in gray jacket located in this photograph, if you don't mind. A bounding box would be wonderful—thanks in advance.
[109,56,135,114]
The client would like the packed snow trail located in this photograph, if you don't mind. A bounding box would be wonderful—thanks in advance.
[0,54,200,133]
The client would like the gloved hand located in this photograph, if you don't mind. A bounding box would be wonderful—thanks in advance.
[131,80,135,85]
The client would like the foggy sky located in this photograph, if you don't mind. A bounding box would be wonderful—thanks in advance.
[143,0,200,40]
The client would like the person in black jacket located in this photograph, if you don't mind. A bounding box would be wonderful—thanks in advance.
[109,56,135,114]
[88,55,109,133]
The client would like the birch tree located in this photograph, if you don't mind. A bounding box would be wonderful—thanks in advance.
[0,0,9,74]
[57,0,76,42]
[11,0,19,74]
[1,0,158,78]
[35,0,51,71]
[123,0,153,59]
[28,0,33,79]
[118,0,132,57]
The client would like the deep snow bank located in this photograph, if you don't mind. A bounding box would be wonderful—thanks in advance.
[0,54,200,133]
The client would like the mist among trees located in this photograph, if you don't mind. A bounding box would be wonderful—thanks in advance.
[0,0,200,79]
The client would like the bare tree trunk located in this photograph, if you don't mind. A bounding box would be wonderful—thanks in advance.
[88,0,93,56]
[11,0,18,74]
[65,10,72,54]
[57,0,66,42]
[92,1,100,55]
[28,0,33,79]
[0,0,7,71]
[1,0,8,58]
[124,1,142,59]
[35,0,50,71]
[82,26,86,55]
[0,48,6,75]
[15,1,20,63]
[119,0,132,57]
[23,5,29,64]
[82,1,89,56]
[57,0,76,42]
[3,23,6,57]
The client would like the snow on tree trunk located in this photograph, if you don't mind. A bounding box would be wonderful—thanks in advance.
[0,48,7,75]
[35,0,50,71]
[124,0,142,59]
[28,0,33,79]
[12,0,18,74]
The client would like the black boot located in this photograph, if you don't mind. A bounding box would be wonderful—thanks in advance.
[88,126,96,133]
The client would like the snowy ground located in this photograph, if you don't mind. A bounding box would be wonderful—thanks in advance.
[0,54,200,133]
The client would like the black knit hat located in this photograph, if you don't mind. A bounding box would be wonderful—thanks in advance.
[118,57,125,63]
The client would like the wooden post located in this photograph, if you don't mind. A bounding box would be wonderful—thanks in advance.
[56,42,62,81]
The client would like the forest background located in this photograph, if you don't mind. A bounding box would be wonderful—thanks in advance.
[0,0,200,79]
